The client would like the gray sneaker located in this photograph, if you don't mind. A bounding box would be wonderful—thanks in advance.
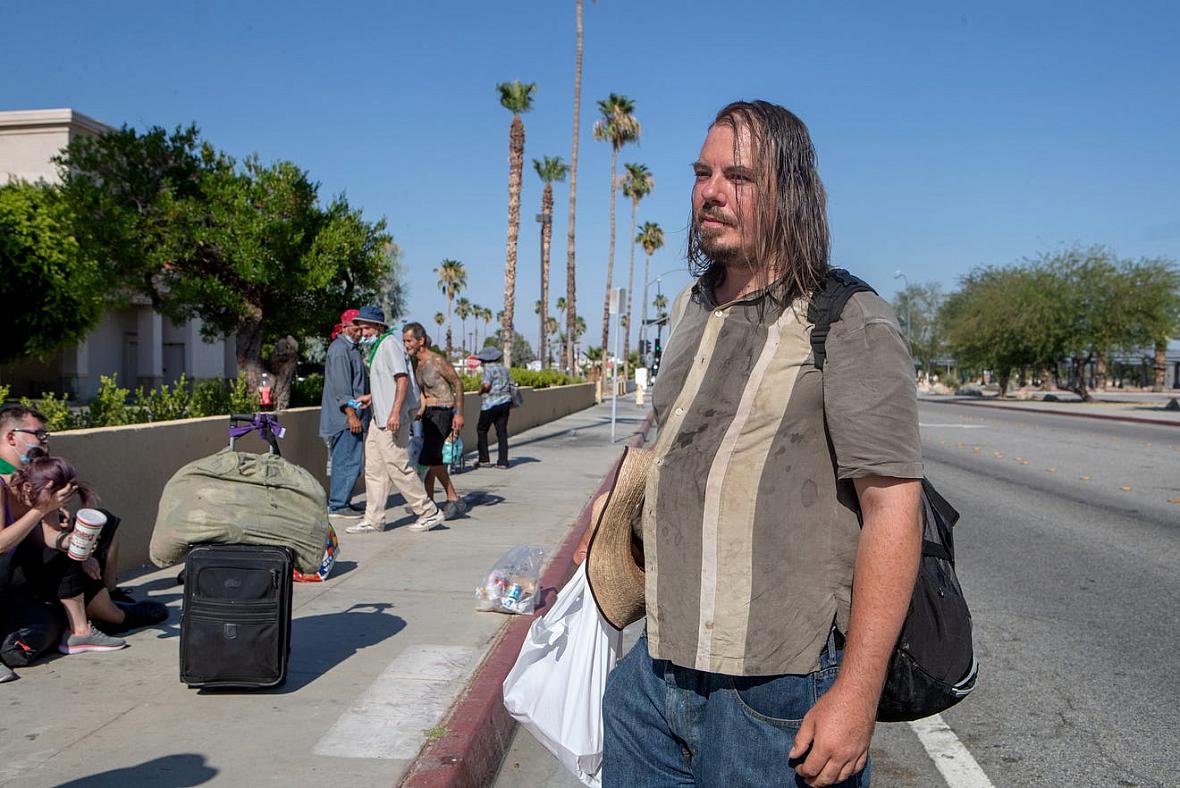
[443,499,468,520]
[0,663,16,683]
[409,507,445,532]
[59,625,128,654]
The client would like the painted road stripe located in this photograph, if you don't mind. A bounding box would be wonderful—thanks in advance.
[910,714,995,787]
[314,645,478,760]
[919,423,989,429]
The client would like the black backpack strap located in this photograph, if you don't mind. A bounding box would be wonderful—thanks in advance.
[806,268,877,370]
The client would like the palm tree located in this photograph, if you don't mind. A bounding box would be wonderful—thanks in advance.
[545,316,560,367]
[574,314,587,368]
[593,93,641,370]
[497,79,536,368]
[653,293,668,317]
[620,162,653,378]
[433,311,446,347]
[636,221,664,363]
[435,258,466,359]
[565,0,588,375]
[534,155,569,369]
[455,297,472,354]
[479,306,493,348]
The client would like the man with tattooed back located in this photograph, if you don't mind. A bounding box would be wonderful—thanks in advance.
[402,323,467,520]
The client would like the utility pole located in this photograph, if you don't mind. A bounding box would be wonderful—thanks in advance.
[610,287,624,442]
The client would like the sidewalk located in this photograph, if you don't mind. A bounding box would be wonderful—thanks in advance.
[0,398,650,788]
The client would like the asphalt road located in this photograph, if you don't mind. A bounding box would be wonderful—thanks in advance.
[495,402,1180,787]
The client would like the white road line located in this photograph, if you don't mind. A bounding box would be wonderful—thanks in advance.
[909,714,995,787]
[919,423,989,429]
[314,644,478,760]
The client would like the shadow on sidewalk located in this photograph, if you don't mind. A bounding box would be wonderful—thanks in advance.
[55,753,217,786]
[278,605,406,693]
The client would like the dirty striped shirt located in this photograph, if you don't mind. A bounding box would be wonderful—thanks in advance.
[644,279,922,676]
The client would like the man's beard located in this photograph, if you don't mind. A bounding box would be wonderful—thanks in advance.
[695,221,745,267]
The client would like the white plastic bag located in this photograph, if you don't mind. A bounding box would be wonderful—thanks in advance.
[502,564,624,786]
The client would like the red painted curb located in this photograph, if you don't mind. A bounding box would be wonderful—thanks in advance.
[402,411,655,788]
[930,397,1180,428]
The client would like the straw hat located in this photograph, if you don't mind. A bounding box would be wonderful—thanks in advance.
[586,446,653,630]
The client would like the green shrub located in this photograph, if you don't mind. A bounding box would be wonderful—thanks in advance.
[19,391,80,431]
[136,374,192,422]
[509,369,580,389]
[459,369,581,393]
[228,372,259,414]
[291,373,324,407]
[190,378,231,417]
[86,374,138,427]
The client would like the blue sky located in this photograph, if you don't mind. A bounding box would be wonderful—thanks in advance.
[3,1,1177,353]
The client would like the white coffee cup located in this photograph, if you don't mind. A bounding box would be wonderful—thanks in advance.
[67,508,107,561]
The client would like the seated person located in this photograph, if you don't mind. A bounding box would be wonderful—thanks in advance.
[3,449,166,655]
[1,406,136,604]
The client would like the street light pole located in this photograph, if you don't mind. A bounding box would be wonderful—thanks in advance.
[893,270,912,343]
[641,267,687,366]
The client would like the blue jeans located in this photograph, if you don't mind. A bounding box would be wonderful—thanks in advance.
[327,428,364,511]
[602,633,870,787]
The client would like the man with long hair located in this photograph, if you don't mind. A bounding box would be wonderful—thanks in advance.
[601,101,923,786]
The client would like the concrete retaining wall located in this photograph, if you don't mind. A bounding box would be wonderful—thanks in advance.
[50,383,596,574]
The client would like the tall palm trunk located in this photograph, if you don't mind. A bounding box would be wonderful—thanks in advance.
[446,295,454,359]
[622,194,638,380]
[539,182,554,369]
[640,249,652,364]
[503,115,524,367]
[600,146,618,366]
[565,0,583,375]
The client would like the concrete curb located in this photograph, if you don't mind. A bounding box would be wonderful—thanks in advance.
[923,397,1180,428]
[402,409,655,788]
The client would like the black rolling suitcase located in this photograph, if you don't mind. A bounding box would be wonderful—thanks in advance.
[180,543,293,689]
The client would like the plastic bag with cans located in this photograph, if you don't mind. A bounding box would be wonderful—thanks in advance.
[476,545,545,615]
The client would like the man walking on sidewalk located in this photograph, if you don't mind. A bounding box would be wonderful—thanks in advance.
[320,308,368,519]
[402,322,467,520]
[601,101,923,786]
[349,306,443,534]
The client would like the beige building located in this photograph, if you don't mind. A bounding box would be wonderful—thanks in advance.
[0,108,237,399]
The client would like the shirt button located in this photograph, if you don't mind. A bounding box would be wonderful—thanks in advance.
[675,407,684,416]
[714,310,723,317]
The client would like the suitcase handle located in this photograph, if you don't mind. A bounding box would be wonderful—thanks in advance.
[228,414,283,456]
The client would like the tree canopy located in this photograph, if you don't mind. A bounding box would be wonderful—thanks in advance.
[0,181,106,364]
[941,246,1179,399]
[54,124,392,407]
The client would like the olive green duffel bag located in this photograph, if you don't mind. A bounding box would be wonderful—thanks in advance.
[151,448,330,575]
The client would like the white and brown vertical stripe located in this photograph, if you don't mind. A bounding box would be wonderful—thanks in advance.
[644,282,923,677]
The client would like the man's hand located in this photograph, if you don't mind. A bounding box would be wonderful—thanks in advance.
[789,681,874,785]
[789,475,920,787]
[386,411,401,434]
[452,413,465,433]
[356,394,371,409]
[347,411,363,434]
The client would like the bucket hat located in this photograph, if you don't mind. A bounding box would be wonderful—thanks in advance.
[353,305,387,326]
[476,346,504,362]
[586,446,654,629]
